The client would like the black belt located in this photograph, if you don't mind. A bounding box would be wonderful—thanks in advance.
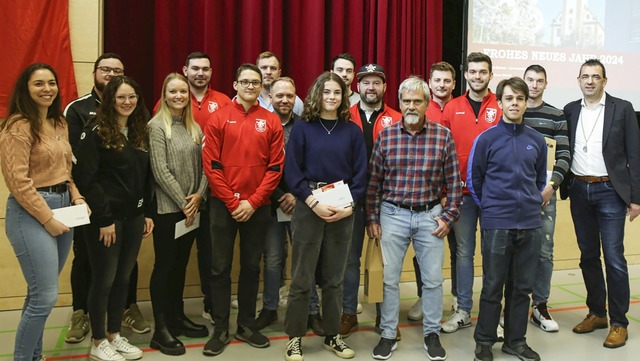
[36,182,69,193]
[392,199,440,212]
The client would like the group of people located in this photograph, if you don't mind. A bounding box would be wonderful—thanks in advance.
[1,48,637,361]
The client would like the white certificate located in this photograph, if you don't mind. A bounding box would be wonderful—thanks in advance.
[276,207,292,222]
[52,204,90,228]
[175,212,201,239]
[312,180,353,208]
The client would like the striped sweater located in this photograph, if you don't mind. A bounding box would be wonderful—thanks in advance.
[523,102,571,185]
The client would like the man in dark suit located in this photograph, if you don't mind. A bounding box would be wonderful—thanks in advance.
[563,58,640,349]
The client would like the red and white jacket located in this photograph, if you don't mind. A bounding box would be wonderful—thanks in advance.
[349,104,402,141]
[440,90,502,194]
[202,100,284,212]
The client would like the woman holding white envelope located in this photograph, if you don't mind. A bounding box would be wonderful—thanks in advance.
[283,72,367,361]
[0,63,88,361]
[74,75,153,361]
[147,73,209,355]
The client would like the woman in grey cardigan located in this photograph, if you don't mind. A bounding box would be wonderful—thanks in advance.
[148,73,209,355]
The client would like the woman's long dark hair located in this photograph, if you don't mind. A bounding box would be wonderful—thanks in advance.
[1,63,64,142]
[301,71,351,122]
[95,75,149,150]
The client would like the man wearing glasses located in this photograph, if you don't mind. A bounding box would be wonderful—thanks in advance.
[202,64,284,356]
[63,53,151,344]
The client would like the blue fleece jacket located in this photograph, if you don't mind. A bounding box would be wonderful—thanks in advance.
[467,118,547,230]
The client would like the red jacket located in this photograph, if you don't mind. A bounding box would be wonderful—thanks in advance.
[426,100,446,124]
[153,87,232,130]
[202,100,284,212]
[349,104,402,141]
[441,90,501,194]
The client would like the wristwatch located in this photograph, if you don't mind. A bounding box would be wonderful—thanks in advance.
[549,181,559,191]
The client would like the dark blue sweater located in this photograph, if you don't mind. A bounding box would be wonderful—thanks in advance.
[284,118,368,202]
[467,119,547,230]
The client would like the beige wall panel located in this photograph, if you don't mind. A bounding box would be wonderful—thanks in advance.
[68,0,102,63]
[73,63,96,97]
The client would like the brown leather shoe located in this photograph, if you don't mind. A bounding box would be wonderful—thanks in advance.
[603,325,628,348]
[572,313,608,334]
[339,313,358,337]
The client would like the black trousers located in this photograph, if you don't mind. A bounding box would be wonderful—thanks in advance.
[209,198,270,331]
[71,227,139,312]
[150,211,196,319]
[85,214,145,340]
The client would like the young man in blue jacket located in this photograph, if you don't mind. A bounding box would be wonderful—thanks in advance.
[467,77,547,361]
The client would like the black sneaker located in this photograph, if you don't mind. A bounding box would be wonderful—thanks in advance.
[501,343,540,361]
[372,337,397,360]
[285,337,304,361]
[423,333,447,360]
[307,313,326,336]
[474,344,493,361]
[255,309,278,330]
[323,334,355,359]
[203,331,230,356]
[235,325,270,348]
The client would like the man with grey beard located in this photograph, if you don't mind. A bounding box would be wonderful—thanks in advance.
[367,76,462,361]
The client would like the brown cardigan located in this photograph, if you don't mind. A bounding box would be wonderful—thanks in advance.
[0,115,81,224]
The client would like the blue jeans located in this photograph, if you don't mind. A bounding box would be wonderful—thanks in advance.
[6,192,73,361]
[532,193,556,304]
[379,202,444,338]
[342,202,365,314]
[262,216,320,312]
[262,216,291,310]
[474,228,541,347]
[569,179,629,327]
[452,195,481,313]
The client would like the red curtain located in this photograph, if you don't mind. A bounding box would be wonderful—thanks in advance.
[0,0,77,117]
[106,0,442,111]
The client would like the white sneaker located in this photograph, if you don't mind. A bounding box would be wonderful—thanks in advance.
[441,309,471,333]
[531,303,559,332]
[90,339,125,361]
[356,303,363,314]
[231,297,238,309]
[279,286,290,308]
[110,335,143,360]
[407,298,423,321]
[451,296,458,312]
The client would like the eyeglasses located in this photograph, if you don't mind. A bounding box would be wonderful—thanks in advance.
[115,94,138,103]
[97,66,124,75]
[237,80,262,88]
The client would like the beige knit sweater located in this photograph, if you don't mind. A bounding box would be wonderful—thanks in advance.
[0,116,81,224]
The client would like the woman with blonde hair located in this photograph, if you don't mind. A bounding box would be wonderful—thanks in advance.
[148,73,209,355]
[0,63,88,361]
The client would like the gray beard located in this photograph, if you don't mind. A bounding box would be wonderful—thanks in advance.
[405,114,420,125]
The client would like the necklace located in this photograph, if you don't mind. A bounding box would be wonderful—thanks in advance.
[319,119,339,134]
[579,105,604,152]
